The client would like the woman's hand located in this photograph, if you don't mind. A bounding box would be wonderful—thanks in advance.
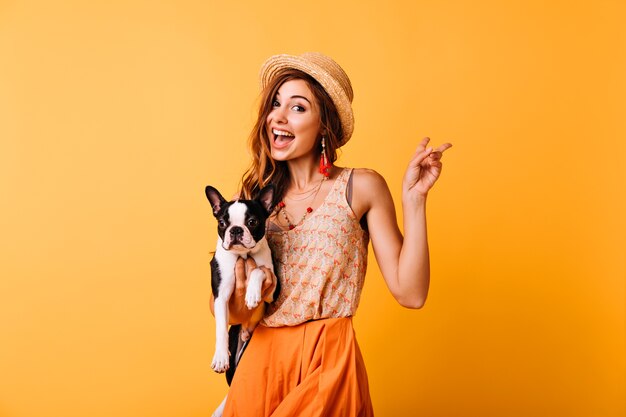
[230,257,276,324]
[210,257,277,325]
[403,137,452,202]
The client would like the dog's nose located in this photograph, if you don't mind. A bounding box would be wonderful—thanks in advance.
[229,226,243,237]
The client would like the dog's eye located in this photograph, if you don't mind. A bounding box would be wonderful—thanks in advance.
[247,218,258,228]
[218,219,227,228]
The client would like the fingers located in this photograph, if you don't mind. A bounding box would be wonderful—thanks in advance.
[411,137,431,158]
[245,257,257,277]
[236,259,277,304]
[414,137,430,153]
[234,257,246,291]
[410,146,434,168]
[436,143,453,153]
[422,153,444,170]
[425,143,452,164]
[259,266,277,301]
[412,139,452,164]
[230,258,247,323]
[414,138,452,155]
[259,266,274,289]
[428,151,443,162]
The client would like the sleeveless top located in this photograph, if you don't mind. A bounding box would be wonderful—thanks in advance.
[262,168,369,327]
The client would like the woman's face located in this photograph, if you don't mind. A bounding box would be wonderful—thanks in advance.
[266,79,322,162]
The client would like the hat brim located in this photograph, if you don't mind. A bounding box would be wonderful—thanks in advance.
[259,54,354,146]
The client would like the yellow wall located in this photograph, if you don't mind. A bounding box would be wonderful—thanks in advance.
[1,1,624,416]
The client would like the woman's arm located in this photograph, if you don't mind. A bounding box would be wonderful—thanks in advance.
[355,137,452,309]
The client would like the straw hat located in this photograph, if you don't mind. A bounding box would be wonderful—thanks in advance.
[259,52,354,146]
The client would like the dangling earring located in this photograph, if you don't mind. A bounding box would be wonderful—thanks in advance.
[319,136,332,179]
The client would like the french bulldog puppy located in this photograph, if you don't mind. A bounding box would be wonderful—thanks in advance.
[206,185,278,417]
[205,184,276,374]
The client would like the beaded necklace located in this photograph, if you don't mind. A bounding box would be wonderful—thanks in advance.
[277,178,325,230]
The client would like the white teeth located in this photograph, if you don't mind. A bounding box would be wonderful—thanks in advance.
[272,129,294,137]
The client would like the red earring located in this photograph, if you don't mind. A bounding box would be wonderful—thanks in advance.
[319,136,332,178]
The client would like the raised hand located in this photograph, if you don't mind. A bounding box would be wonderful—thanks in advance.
[403,137,452,201]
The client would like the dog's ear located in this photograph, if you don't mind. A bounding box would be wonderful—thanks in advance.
[256,184,275,214]
[205,186,227,217]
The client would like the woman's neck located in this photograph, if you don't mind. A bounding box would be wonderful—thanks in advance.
[285,154,324,191]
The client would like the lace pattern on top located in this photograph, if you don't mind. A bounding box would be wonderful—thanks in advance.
[262,168,369,327]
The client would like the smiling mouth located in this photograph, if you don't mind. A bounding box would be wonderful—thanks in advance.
[272,129,295,149]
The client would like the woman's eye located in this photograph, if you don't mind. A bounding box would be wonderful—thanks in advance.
[247,218,258,228]
[272,100,280,107]
[292,105,305,112]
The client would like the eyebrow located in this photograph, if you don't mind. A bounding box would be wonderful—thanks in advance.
[276,93,312,104]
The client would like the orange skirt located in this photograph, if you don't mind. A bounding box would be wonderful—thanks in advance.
[222,317,374,417]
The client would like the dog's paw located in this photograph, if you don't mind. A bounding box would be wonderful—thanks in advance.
[245,287,262,310]
[211,349,230,373]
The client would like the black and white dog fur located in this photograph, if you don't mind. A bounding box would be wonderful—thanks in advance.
[205,185,276,417]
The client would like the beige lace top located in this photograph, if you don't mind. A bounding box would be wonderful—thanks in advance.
[262,168,369,327]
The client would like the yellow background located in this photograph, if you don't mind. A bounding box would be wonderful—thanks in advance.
[1,0,624,416]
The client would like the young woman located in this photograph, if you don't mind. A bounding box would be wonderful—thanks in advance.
[216,52,452,416]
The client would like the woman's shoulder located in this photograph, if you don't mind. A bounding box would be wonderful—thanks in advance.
[338,167,390,218]
[348,167,388,191]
